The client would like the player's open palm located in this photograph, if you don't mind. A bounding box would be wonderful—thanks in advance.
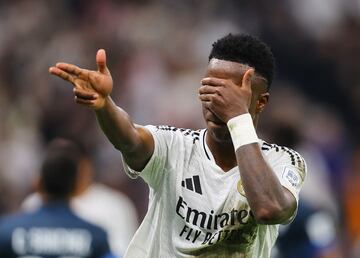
[199,68,254,122]
[49,49,113,110]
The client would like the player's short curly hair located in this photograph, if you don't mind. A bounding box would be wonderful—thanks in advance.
[209,33,275,88]
[41,139,85,199]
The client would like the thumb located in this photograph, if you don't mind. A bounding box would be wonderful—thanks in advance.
[242,68,255,90]
[96,49,108,74]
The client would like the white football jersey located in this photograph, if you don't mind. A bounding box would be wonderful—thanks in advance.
[123,125,306,258]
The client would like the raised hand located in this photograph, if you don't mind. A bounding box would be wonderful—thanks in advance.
[199,68,254,123]
[49,49,113,110]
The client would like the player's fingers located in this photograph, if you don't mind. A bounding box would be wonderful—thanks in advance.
[242,68,254,90]
[73,88,98,100]
[74,96,95,106]
[198,85,220,95]
[201,77,226,87]
[198,93,214,102]
[49,67,75,84]
[96,49,108,74]
[56,63,84,76]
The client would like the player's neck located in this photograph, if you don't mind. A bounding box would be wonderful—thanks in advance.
[206,134,237,172]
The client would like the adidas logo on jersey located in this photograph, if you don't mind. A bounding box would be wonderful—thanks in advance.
[181,175,202,195]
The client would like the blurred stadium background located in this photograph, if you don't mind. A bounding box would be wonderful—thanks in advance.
[0,0,359,257]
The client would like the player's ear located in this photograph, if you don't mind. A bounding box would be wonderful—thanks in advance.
[74,158,93,196]
[256,93,269,114]
[36,177,47,199]
[35,177,41,191]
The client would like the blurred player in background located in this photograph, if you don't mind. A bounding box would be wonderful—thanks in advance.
[0,138,117,258]
[274,201,337,258]
[270,124,339,258]
[21,140,138,257]
[49,34,307,257]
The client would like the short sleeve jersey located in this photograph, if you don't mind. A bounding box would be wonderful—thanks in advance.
[123,126,306,258]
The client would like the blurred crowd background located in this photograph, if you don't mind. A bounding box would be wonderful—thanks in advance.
[0,0,359,257]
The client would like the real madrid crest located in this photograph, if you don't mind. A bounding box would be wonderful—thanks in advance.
[237,179,246,196]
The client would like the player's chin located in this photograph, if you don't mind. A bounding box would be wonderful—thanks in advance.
[207,120,226,129]
[207,121,231,142]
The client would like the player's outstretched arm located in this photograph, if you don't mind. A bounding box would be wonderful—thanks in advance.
[199,70,296,224]
[49,50,154,171]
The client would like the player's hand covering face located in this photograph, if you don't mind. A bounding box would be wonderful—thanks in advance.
[49,49,113,110]
[199,67,254,123]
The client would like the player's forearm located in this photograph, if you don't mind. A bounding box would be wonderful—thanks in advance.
[95,97,142,153]
[236,144,294,224]
[95,97,154,171]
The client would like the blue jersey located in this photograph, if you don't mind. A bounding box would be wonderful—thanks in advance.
[275,202,336,258]
[0,201,117,258]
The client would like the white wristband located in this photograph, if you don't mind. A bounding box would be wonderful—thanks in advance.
[227,113,259,151]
